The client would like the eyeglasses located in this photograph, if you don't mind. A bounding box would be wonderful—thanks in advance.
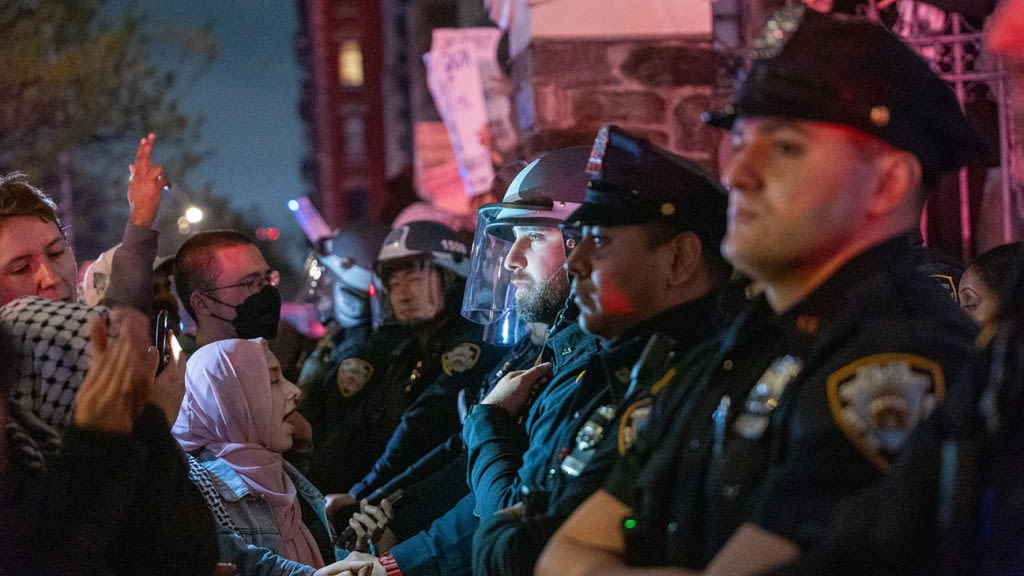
[204,270,280,295]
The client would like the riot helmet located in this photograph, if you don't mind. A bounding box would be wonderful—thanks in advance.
[311,220,389,329]
[374,219,470,327]
[462,146,590,342]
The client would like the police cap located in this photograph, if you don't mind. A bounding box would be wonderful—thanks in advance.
[565,125,728,251]
[702,6,986,174]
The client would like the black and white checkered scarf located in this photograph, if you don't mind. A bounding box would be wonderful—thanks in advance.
[1,296,104,432]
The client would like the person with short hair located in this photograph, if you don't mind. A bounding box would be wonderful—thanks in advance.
[174,229,282,347]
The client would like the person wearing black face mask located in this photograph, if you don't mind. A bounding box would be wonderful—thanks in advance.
[199,272,283,340]
[174,230,283,346]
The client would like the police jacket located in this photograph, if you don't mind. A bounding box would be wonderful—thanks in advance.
[349,332,542,501]
[301,323,406,456]
[383,319,597,576]
[308,313,502,494]
[464,320,599,515]
[604,235,976,569]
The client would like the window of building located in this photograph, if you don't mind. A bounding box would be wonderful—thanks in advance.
[339,39,364,87]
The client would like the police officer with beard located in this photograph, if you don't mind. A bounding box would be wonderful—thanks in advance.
[325,148,602,576]
[335,148,596,514]
[538,7,983,576]
[307,220,504,497]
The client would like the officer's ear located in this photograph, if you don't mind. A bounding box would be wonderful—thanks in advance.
[869,150,922,219]
[666,231,703,291]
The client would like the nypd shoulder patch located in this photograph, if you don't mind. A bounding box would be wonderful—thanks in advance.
[442,342,481,376]
[336,358,374,398]
[826,353,944,471]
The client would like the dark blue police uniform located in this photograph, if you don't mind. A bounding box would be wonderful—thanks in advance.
[604,236,976,568]
[473,293,727,576]
[307,312,503,495]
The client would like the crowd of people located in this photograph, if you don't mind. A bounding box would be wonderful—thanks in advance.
[2,5,1024,576]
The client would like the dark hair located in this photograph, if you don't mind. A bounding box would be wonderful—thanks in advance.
[641,221,732,289]
[0,172,62,234]
[174,230,256,320]
[967,242,1024,296]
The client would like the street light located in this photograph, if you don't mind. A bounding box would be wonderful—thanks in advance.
[185,205,204,223]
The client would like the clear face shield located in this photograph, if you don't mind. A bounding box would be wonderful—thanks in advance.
[461,203,576,344]
[373,257,447,328]
[316,252,375,330]
[298,252,334,326]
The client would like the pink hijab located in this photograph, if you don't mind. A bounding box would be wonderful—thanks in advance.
[172,338,323,567]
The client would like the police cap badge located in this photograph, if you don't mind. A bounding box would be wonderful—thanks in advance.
[703,6,986,175]
[566,125,728,252]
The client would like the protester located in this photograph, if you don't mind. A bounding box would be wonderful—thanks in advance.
[173,338,336,567]
[0,305,217,576]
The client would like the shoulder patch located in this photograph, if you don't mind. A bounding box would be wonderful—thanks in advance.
[827,353,945,471]
[336,358,374,398]
[617,398,654,455]
[442,342,481,376]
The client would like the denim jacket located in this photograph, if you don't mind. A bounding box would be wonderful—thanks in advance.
[191,449,335,561]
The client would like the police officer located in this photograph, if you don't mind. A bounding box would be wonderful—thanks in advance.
[307,220,504,496]
[298,219,392,451]
[328,148,602,572]
[538,7,983,576]
[471,125,731,576]
[341,147,595,509]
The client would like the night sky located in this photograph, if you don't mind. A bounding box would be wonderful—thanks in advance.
[107,0,307,262]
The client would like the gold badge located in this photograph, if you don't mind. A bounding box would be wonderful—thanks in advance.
[617,398,654,455]
[827,353,944,471]
[442,343,481,376]
[336,358,374,398]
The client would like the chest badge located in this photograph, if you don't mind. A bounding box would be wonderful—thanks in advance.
[827,353,944,471]
[336,358,374,398]
[442,342,481,376]
[733,355,804,440]
[561,404,616,477]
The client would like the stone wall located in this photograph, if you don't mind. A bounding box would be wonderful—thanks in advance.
[510,37,721,172]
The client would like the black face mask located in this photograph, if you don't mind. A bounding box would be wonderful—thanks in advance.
[210,285,281,339]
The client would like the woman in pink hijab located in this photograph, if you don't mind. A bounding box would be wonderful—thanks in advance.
[173,338,333,567]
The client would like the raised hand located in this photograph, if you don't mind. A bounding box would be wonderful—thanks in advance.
[127,133,168,228]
